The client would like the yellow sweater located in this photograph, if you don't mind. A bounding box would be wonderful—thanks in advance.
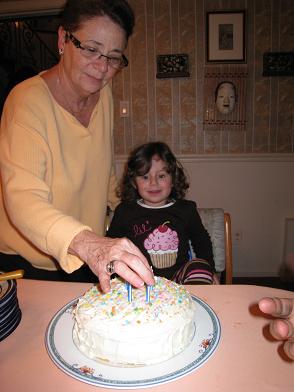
[0,76,118,272]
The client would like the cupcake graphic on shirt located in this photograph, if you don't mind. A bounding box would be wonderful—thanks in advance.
[144,222,179,269]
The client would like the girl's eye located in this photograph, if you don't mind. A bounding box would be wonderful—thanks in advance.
[142,175,149,180]
[159,174,166,179]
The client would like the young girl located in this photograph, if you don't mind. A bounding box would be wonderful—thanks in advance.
[107,142,217,284]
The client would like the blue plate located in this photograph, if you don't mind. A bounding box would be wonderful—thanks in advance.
[0,300,19,329]
[0,308,22,342]
[0,278,17,309]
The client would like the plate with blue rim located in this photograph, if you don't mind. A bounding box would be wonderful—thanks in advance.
[0,274,21,342]
[45,294,221,389]
[0,277,17,308]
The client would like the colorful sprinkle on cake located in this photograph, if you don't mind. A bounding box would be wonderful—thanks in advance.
[72,276,195,366]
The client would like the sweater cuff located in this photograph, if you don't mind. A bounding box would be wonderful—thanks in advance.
[46,216,92,273]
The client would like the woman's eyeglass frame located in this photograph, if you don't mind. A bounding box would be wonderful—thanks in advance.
[66,32,128,69]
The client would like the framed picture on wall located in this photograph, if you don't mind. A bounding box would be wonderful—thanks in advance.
[263,52,294,76]
[206,11,246,63]
[156,54,190,79]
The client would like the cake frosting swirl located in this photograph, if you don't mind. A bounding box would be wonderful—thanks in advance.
[72,276,195,366]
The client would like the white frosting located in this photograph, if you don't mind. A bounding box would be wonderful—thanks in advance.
[72,277,195,366]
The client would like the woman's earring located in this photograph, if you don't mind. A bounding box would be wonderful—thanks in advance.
[59,48,64,55]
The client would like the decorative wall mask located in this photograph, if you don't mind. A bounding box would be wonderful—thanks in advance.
[215,81,237,114]
[203,65,247,132]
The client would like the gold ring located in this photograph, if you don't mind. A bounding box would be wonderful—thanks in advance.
[106,261,115,275]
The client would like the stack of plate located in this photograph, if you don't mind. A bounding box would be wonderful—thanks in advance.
[0,276,22,342]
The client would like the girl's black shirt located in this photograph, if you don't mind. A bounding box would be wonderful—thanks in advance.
[107,199,215,280]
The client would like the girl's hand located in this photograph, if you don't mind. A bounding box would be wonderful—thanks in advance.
[258,297,294,360]
[69,230,155,292]
[212,273,220,285]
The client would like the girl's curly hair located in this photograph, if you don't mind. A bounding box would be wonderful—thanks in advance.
[118,142,189,202]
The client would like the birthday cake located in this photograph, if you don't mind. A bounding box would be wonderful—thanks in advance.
[72,276,195,366]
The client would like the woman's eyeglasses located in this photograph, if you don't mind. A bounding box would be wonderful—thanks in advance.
[66,32,128,69]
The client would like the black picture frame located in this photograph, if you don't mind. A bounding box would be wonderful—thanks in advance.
[263,52,294,76]
[156,54,190,79]
[206,11,246,63]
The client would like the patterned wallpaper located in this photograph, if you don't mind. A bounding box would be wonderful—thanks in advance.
[112,0,294,155]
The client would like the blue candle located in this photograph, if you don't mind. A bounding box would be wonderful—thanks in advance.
[146,285,151,303]
[127,283,132,302]
[188,248,193,261]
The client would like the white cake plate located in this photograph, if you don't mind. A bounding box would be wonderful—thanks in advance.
[45,294,221,389]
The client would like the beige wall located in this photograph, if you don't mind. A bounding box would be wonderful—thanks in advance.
[112,0,294,277]
[113,0,294,155]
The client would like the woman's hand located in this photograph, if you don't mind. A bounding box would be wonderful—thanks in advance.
[69,230,154,292]
[258,297,294,360]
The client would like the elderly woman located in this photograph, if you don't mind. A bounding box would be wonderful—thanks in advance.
[0,0,154,292]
